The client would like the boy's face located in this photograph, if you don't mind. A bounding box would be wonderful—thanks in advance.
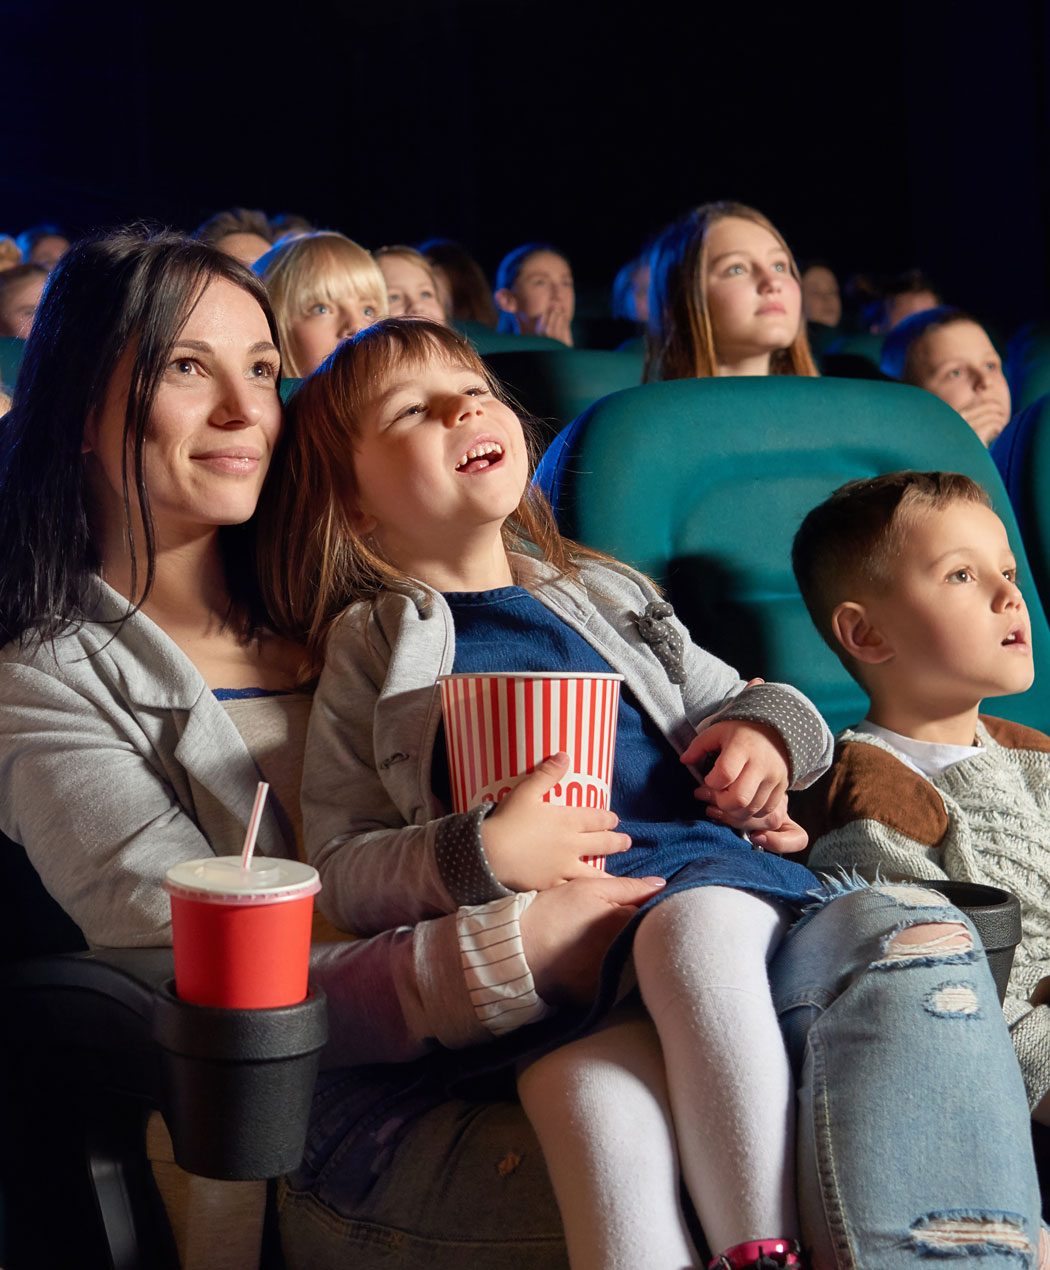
[912,320,1012,446]
[851,501,1034,712]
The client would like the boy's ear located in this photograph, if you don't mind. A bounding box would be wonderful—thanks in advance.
[831,601,894,664]
[494,288,518,315]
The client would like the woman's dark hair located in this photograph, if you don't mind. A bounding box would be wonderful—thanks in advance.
[419,238,498,327]
[0,227,281,645]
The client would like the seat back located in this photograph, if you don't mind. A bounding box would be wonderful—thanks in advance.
[536,376,1049,733]
[451,319,565,354]
[486,347,644,449]
[1005,322,1050,413]
[991,392,1050,616]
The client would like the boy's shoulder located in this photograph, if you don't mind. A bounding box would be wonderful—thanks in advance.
[979,714,1050,755]
[793,729,950,849]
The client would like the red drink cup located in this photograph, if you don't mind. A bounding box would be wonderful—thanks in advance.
[438,672,622,869]
[164,857,321,1009]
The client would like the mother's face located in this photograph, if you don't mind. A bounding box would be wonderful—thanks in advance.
[83,278,283,549]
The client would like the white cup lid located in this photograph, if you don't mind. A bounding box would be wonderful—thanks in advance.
[164,856,321,905]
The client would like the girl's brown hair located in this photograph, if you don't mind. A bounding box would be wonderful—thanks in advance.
[644,201,818,383]
[260,317,595,670]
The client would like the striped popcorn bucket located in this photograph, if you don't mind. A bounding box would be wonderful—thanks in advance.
[437,672,623,870]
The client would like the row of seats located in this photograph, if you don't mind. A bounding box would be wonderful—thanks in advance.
[534,374,1048,734]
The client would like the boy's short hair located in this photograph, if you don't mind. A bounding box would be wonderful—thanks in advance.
[792,471,990,678]
[879,305,976,382]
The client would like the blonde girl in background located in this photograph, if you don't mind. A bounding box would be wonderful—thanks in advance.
[254,231,387,377]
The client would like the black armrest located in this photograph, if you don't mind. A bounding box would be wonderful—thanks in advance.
[2,946,328,1179]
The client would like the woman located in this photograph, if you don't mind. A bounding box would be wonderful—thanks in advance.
[0,229,661,1267]
[645,202,818,382]
[494,242,575,346]
[0,232,1043,1270]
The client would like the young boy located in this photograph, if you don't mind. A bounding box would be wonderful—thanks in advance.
[790,470,1050,1118]
[880,307,1012,446]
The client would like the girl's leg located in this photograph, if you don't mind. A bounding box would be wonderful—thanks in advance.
[633,886,797,1255]
[773,879,1042,1269]
[517,1005,700,1270]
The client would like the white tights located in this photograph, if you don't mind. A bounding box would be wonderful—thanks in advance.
[517,886,795,1269]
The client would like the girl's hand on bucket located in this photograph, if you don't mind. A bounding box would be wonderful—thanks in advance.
[481,752,631,891]
[520,873,666,1004]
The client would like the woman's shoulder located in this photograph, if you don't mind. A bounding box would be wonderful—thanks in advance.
[0,584,204,709]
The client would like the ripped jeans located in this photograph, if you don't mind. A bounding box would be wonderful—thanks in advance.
[279,881,1041,1269]
[775,879,1040,1267]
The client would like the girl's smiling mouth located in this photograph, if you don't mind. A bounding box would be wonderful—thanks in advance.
[455,441,505,473]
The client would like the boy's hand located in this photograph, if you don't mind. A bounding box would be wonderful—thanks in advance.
[481,752,631,891]
[681,718,791,820]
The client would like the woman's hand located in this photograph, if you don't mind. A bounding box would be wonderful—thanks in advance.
[536,305,573,346]
[481,752,631,891]
[520,872,666,1004]
[681,718,791,820]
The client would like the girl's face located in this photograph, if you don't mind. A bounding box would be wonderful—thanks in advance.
[84,278,283,551]
[288,287,381,376]
[703,217,802,373]
[379,256,446,323]
[504,251,575,328]
[351,355,528,578]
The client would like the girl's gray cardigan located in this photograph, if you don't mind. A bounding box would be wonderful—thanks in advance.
[303,553,834,936]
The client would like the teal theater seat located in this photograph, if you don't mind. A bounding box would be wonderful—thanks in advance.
[0,337,25,393]
[485,347,644,449]
[452,319,565,354]
[536,376,1048,733]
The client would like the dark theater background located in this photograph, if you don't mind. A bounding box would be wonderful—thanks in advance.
[1,0,1047,333]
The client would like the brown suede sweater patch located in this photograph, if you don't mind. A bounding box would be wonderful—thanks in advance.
[793,739,947,849]
[981,714,1050,754]
[793,714,1050,853]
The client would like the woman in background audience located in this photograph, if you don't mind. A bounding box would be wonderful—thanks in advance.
[420,238,499,327]
[0,262,47,338]
[254,231,387,377]
[612,254,651,325]
[495,242,575,346]
[880,306,1011,445]
[645,202,817,381]
[16,223,70,271]
[194,207,274,267]
[375,245,447,323]
[0,236,22,272]
[799,261,841,329]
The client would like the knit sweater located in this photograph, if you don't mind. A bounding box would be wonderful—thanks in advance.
[798,715,1050,1107]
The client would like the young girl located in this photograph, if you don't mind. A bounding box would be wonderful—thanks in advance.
[375,245,448,323]
[494,242,575,345]
[264,318,1043,1270]
[253,230,387,377]
[645,202,818,382]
